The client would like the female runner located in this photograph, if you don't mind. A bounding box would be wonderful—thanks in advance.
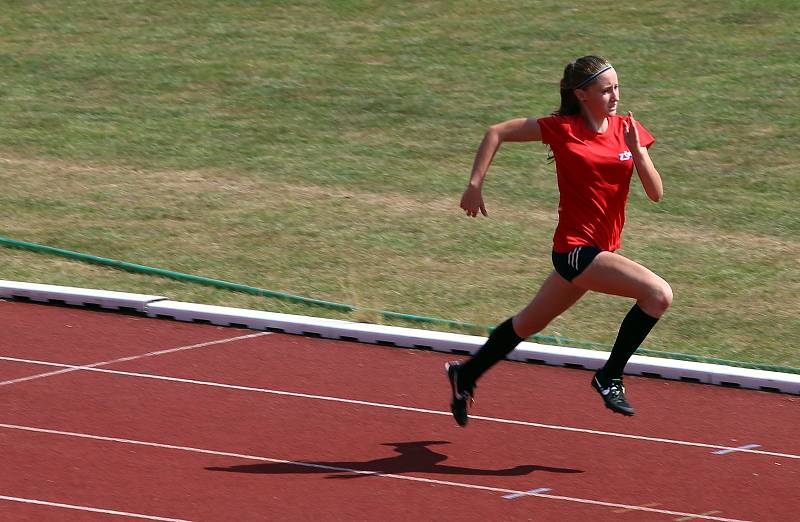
[446,55,673,425]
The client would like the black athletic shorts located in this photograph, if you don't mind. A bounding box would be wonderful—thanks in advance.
[551,245,603,282]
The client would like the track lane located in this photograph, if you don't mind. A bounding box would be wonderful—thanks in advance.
[2,301,797,521]
[2,365,795,521]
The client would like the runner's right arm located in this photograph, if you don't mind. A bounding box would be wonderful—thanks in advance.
[460,118,542,218]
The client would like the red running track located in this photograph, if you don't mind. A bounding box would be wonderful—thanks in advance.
[1,300,798,521]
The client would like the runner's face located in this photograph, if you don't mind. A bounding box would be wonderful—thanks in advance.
[576,69,619,118]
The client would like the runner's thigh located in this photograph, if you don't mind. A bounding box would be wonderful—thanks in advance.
[571,251,670,304]
[513,270,587,336]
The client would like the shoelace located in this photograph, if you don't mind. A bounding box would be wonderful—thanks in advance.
[451,365,477,405]
[607,379,626,400]
[455,381,476,406]
[457,386,476,406]
[467,388,476,406]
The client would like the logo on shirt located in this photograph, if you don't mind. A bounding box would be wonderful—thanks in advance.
[618,150,633,161]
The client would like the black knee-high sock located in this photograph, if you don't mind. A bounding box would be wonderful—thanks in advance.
[460,317,524,388]
[600,304,660,380]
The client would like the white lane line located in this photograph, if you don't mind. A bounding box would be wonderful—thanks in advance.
[712,444,761,455]
[0,332,270,386]
[613,501,662,514]
[1,355,798,461]
[0,423,751,522]
[0,494,193,521]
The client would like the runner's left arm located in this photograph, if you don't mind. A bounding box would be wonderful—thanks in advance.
[624,112,663,202]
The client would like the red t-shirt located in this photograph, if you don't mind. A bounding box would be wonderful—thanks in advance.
[537,114,655,253]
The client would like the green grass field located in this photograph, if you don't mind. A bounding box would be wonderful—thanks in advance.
[1,1,798,367]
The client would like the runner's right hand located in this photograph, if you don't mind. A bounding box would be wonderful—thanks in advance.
[460,184,488,218]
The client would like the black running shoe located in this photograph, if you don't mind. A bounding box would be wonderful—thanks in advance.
[445,362,475,427]
[591,372,635,416]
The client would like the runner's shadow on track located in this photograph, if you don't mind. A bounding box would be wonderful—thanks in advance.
[206,440,583,479]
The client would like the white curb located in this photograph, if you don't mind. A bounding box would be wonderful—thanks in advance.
[2,280,798,395]
[0,280,167,312]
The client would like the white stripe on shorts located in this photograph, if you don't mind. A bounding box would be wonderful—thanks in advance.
[569,246,582,271]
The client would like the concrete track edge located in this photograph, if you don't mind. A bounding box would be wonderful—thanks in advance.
[2,279,797,395]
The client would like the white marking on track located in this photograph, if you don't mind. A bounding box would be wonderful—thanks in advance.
[503,487,552,499]
[712,444,761,455]
[675,511,724,521]
[0,423,752,522]
[0,332,270,386]
[0,494,193,521]
[1,355,798,461]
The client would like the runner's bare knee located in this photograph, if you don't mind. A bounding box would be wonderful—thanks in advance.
[642,280,672,317]
[512,314,548,338]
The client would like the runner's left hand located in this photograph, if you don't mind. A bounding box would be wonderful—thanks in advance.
[623,111,641,150]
